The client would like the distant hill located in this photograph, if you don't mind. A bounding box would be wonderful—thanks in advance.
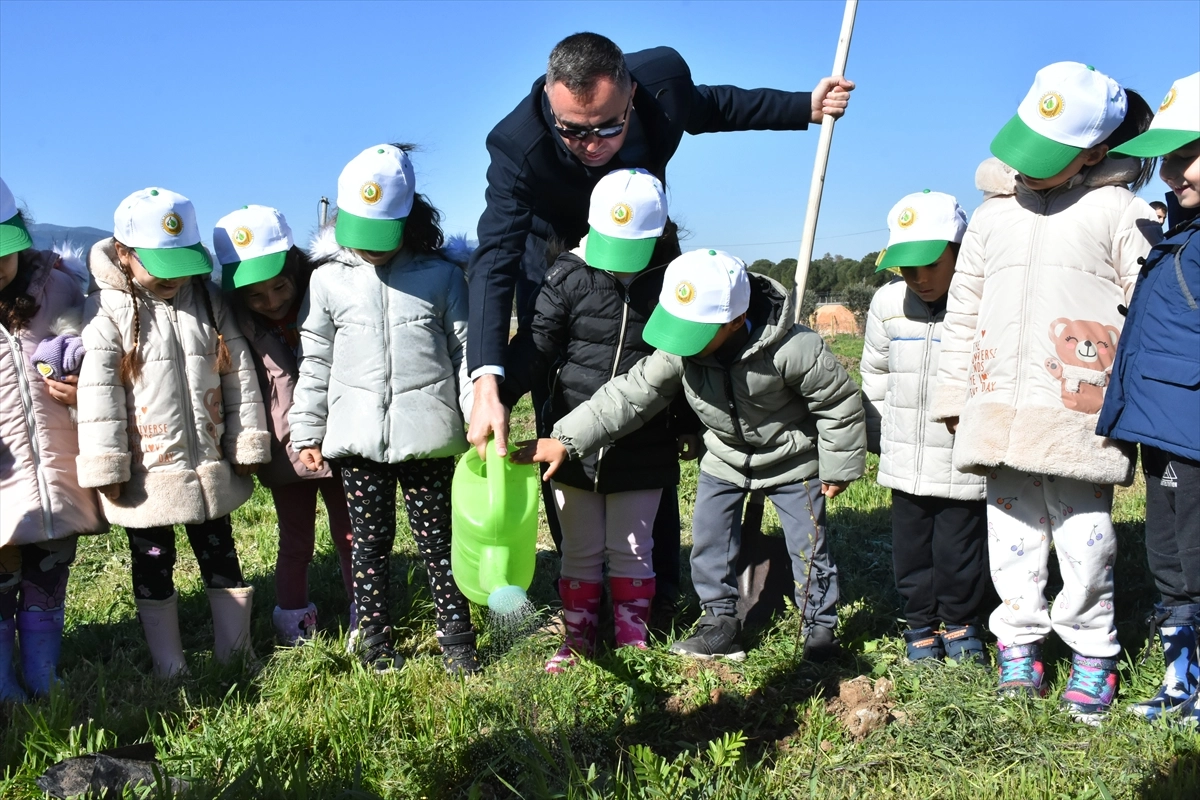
[28,222,109,253]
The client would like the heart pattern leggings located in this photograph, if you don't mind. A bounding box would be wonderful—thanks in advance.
[339,456,473,639]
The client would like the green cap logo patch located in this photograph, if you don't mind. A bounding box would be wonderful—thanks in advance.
[1160,87,1177,112]
[897,208,917,228]
[1038,92,1065,119]
[675,280,695,305]
[610,203,633,226]
[360,181,382,205]
[232,227,254,248]
[161,212,183,236]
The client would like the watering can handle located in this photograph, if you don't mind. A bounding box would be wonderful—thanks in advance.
[486,438,507,525]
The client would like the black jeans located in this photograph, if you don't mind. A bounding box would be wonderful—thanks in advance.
[689,472,838,632]
[891,490,989,629]
[126,516,245,601]
[1142,446,1200,618]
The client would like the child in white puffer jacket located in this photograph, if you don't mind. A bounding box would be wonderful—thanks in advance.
[930,62,1162,723]
[861,190,988,664]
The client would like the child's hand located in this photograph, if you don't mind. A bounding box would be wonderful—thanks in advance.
[677,434,701,461]
[44,375,78,406]
[233,463,258,477]
[944,416,959,434]
[821,481,848,499]
[97,483,123,501]
[299,446,324,472]
[509,438,568,480]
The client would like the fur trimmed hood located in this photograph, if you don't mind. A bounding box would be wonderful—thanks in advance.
[974,156,1144,199]
[307,223,476,268]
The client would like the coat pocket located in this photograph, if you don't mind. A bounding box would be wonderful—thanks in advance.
[1139,352,1200,389]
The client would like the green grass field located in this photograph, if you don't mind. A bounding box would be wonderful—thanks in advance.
[2,335,1197,798]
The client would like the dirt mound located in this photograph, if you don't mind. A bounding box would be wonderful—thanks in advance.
[826,676,894,740]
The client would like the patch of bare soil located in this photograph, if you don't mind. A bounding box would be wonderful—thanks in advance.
[825,676,895,740]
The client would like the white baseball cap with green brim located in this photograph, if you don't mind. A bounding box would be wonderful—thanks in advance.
[113,187,212,279]
[876,190,968,271]
[1111,72,1200,158]
[0,178,33,257]
[585,168,667,273]
[214,205,295,291]
[990,62,1127,179]
[643,248,751,357]
[335,144,415,252]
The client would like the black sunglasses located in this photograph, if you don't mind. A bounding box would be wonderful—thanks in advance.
[551,96,632,141]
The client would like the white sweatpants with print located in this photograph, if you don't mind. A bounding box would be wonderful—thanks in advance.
[986,468,1119,658]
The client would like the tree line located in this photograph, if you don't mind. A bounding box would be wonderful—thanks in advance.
[748,251,890,329]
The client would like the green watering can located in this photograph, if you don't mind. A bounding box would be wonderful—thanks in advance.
[451,439,539,614]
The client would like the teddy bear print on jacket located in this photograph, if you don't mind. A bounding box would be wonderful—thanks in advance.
[1044,317,1120,414]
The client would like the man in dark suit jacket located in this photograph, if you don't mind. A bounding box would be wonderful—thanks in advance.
[466,33,853,610]
[467,33,853,454]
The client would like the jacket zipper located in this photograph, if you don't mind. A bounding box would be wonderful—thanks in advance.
[593,276,634,491]
[721,367,752,489]
[380,269,393,453]
[914,305,934,495]
[166,300,201,468]
[2,323,54,534]
[1013,185,1063,408]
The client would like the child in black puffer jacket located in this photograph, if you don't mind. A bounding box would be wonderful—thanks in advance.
[503,168,696,672]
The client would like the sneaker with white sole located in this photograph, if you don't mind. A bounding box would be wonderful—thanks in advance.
[1061,652,1119,725]
[669,615,746,661]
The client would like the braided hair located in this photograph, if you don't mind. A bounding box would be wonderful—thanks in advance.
[194,275,233,374]
[114,249,146,385]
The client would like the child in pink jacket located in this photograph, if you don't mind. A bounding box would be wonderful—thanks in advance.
[214,206,354,645]
[1,178,106,701]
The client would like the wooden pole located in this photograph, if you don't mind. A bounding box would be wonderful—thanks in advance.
[793,0,859,323]
[739,0,860,627]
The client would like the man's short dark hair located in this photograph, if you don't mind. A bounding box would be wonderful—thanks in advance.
[547,33,631,98]
[1149,200,1168,212]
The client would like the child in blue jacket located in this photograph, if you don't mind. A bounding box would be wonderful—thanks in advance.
[1097,72,1200,727]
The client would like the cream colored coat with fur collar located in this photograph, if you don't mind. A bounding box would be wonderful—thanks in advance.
[76,239,270,528]
[930,159,1161,485]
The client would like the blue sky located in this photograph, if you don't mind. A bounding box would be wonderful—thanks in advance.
[2,0,1197,267]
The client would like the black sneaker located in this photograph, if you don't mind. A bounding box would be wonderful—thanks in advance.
[803,625,840,662]
[669,615,746,661]
[438,631,482,677]
[903,626,947,661]
[941,624,987,664]
[359,628,405,674]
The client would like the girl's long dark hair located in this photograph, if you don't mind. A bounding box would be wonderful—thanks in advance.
[390,143,445,255]
[1105,88,1157,192]
[0,248,40,333]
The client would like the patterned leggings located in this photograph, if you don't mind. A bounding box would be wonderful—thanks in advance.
[341,456,472,637]
[126,516,247,601]
[0,537,78,619]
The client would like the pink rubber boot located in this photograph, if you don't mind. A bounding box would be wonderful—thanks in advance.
[545,579,602,674]
[610,577,656,650]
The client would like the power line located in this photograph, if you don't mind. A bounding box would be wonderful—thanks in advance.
[708,227,888,249]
